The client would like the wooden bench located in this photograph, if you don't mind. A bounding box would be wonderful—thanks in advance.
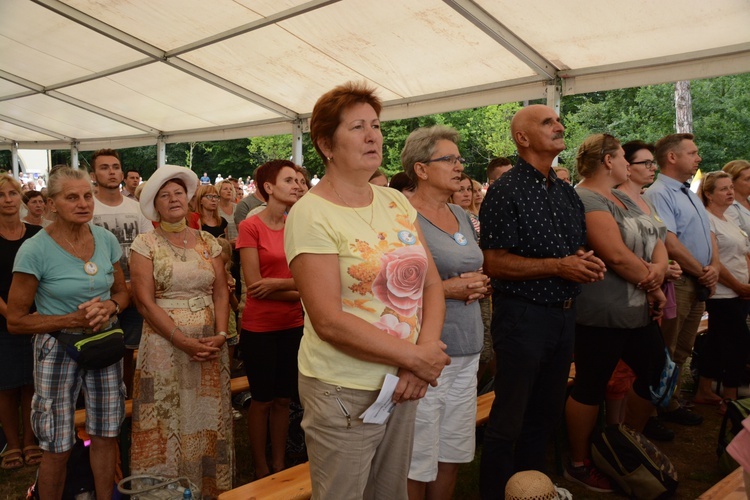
[221,462,312,500]
[698,467,746,500]
[475,391,494,426]
[220,391,497,500]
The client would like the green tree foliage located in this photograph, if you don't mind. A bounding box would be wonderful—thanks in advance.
[560,74,750,174]
[247,135,293,168]
[377,103,521,182]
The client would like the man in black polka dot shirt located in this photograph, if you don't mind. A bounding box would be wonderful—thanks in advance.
[478,105,606,498]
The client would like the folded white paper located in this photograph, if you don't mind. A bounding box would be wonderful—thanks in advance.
[360,373,399,424]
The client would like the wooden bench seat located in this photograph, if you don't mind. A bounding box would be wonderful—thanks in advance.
[698,467,746,500]
[221,462,312,500]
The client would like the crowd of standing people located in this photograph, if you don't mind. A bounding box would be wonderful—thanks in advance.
[0,80,748,500]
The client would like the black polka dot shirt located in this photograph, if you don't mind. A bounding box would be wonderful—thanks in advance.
[479,157,586,304]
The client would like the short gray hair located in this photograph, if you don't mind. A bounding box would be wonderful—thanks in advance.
[47,167,92,199]
[400,125,460,182]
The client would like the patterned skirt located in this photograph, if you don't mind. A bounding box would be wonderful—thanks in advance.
[130,306,233,498]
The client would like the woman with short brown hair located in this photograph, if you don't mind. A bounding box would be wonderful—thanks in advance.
[285,82,450,499]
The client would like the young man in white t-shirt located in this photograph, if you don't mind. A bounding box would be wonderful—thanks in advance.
[90,149,152,397]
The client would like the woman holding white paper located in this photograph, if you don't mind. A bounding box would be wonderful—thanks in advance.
[284,82,449,500]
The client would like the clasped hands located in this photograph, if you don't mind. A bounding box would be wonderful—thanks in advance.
[557,250,606,283]
[73,297,116,332]
[178,334,224,362]
[392,339,451,404]
[444,271,491,304]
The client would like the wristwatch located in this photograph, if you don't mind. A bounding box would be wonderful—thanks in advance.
[217,331,228,338]
[109,299,120,315]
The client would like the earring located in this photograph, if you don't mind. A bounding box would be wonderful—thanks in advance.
[327,156,333,162]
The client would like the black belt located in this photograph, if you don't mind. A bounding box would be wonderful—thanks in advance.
[498,293,575,310]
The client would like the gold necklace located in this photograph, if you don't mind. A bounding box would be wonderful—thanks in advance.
[328,178,376,233]
[64,234,98,275]
[160,227,188,262]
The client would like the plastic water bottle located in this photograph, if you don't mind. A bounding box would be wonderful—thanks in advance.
[183,488,193,499]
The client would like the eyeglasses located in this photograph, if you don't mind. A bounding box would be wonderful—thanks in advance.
[203,194,220,200]
[630,160,657,169]
[422,155,466,166]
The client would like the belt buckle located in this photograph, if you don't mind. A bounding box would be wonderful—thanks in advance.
[188,296,206,312]
[562,298,574,309]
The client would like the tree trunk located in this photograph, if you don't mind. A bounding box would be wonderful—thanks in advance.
[675,81,693,133]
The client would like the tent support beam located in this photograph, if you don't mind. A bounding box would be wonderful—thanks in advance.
[292,120,304,167]
[443,0,557,79]
[157,136,166,168]
[31,0,298,120]
[11,143,19,178]
[546,82,561,167]
[71,142,80,170]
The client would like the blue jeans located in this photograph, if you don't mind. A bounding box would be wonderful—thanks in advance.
[479,296,575,499]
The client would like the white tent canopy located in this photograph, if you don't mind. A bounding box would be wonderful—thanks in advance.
[1,0,749,152]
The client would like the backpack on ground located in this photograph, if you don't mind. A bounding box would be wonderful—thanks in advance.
[591,423,678,499]
[717,397,750,475]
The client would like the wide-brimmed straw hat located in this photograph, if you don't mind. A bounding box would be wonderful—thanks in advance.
[139,165,199,221]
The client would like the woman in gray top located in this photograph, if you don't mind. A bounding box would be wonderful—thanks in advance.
[401,125,489,499]
[563,134,670,493]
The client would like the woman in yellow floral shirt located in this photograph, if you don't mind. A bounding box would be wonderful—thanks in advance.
[285,82,450,500]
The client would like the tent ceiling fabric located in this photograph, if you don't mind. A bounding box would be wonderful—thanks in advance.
[1,0,749,151]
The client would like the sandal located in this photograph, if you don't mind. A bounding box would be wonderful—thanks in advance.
[22,445,43,466]
[1,448,24,470]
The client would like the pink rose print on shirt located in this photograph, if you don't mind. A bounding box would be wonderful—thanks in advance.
[371,245,427,317]
[373,314,411,339]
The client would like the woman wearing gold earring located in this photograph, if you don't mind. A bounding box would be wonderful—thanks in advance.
[284,82,450,499]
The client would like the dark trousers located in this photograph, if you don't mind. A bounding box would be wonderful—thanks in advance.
[571,322,665,405]
[479,296,575,499]
[701,298,750,388]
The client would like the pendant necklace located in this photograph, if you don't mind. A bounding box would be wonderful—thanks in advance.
[162,227,188,262]
[64,235,98,275]
[329,178,376,233]
[418,204,467,246]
